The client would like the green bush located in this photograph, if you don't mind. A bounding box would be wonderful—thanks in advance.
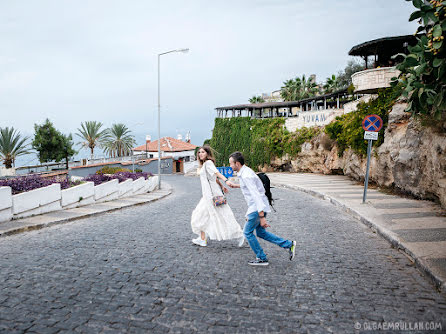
[283,127,322,156]
[391,0,445,120]
[96,166,131,174]
[209,117,320,170]
[325,86,402,156]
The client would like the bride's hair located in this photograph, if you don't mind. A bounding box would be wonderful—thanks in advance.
[197,145,216,166]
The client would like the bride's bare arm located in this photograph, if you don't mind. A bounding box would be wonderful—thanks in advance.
[215,172,230,193]
[215,171,226,182]
[216,176,229,194]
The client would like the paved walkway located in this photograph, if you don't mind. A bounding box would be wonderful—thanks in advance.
[0,186,172,238]
[0,175,445,333]
[269,173,446,292]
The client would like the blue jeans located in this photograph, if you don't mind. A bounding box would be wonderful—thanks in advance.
[244,212,292,261]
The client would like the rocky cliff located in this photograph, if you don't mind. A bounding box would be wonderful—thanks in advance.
[266,103,446,208]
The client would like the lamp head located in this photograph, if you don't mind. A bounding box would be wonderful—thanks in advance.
[177,48,189,53]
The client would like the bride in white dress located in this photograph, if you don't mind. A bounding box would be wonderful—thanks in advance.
[191,146,244,247]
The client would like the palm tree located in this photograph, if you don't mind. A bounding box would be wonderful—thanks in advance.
[0,127,30,168]
[323,74,340,94]
[249,96,265,104]
[280,75,319,101]
[300,74,319,99]
[76,121,108,159]
[102,123,136,158]
[280,78,302,101]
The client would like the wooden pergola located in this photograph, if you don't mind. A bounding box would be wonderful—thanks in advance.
[215,88,349,118]
[348,34,419,69]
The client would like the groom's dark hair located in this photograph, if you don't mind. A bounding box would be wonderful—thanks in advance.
[229,151,245,165]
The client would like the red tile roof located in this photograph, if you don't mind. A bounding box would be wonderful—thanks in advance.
[133,137,197,152]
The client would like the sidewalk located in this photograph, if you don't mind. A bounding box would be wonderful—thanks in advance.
[269,173,446,291]
[0,184,172,238]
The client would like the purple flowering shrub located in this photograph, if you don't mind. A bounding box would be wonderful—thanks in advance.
[85,171,152,186]
[0,176,82,195]
[0,170,154,194]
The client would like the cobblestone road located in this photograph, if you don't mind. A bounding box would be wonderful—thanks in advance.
[0,175,445,333]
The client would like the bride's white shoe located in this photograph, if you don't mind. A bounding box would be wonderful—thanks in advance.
[192,237,207,247]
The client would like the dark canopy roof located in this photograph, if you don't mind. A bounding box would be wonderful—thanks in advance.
[215,88,348,111]
[348,34,419,57]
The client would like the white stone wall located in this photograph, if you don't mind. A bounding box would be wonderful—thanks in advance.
[147,176,159,192]
[94,179,119,203]
[184,161,198,174]
[351,67,400,93]
[134,149,196,160]
[170,150,196,160]
[0,176,159,223]
[118,179,134,198]
[0,167,16,177]
[61,182,95,209]
[12,184,62,219]
[0,187,12,222]
[285,109,345,132]
[343,95,376,114]
[132,177,146,195]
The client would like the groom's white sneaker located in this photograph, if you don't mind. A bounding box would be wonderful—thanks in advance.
[237,236,245,247]
[192,237,207,247]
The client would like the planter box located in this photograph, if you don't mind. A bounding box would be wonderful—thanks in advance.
[118,179,134,198]
[12,183,61,219]
[132,177,146,195]
[94,179,119,203]
[61,182,95,209]
[0,186,12,222]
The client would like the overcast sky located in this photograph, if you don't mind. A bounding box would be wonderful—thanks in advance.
[1,1,417,165]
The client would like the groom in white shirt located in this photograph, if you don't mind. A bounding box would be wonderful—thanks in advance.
[226,151,296,266]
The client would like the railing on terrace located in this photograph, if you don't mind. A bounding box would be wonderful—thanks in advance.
[12,154,148,176]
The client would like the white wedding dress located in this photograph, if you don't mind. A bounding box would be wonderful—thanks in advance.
[190,160,243,241]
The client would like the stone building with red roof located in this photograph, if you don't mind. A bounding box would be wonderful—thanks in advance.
[132,136,197,173]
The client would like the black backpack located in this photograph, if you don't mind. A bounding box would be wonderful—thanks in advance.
[257,173,275,211]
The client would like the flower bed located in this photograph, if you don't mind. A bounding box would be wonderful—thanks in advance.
[0,175,81,195]
[84,171,152,186]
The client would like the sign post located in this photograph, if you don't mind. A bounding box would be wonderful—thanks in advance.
[362,115,383,203]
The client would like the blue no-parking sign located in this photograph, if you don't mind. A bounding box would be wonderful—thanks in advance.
[362,114,383,203]
[217,167,233,178]
[362,114,383,132]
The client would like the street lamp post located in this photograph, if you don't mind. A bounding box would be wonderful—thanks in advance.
[157,48,189,190]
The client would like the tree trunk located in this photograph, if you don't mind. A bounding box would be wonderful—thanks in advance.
[4,159,12,169]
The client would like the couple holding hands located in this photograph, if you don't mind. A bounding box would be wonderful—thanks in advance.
[190,146,296,266]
